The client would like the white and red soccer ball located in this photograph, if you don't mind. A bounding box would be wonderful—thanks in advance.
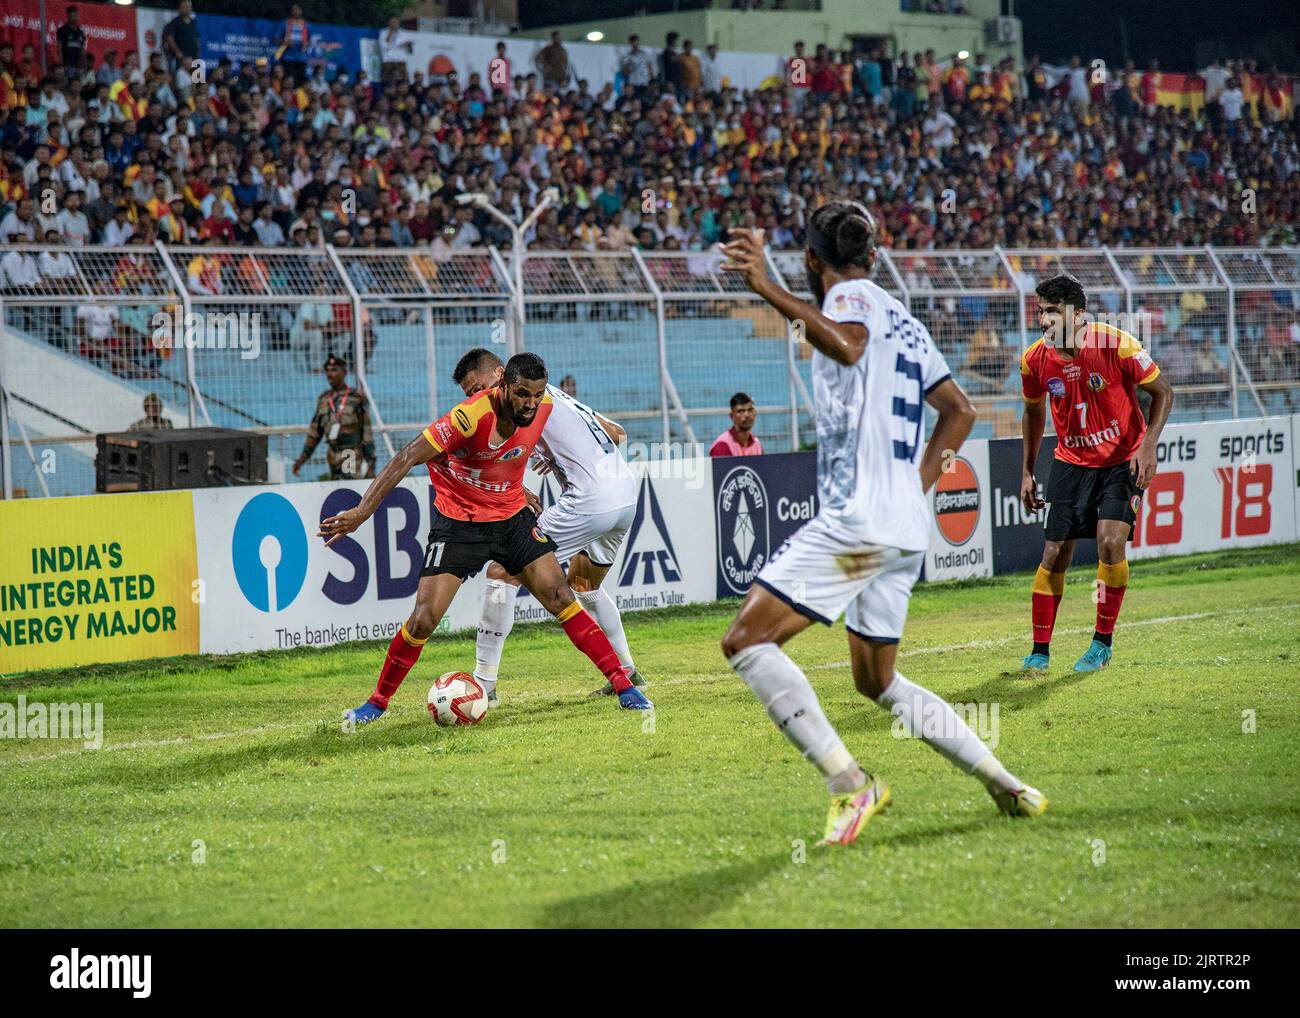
[427,672,488,727]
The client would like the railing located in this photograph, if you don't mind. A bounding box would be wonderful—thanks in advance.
[2,243,1297,498]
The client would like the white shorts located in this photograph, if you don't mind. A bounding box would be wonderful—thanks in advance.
[755,514,924,643]
[537,500,636,568]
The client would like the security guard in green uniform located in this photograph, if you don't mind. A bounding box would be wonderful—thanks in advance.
[293,355,376,480]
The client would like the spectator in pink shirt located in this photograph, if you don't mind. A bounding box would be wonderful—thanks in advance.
[709,393,764,457]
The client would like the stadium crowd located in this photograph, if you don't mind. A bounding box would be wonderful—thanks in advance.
[0,8,1297,408]
[1,10,1297,262]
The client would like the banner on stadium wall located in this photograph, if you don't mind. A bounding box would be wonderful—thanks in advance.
[926,439,993,582]
[506,460,717,626]
[987,416,1297,571]
[135,6,171,64]
[1128,416,1296,560]
[5,417,1297,673]
[2,0,137,70]
[0,491,199,673]
[152,12,368,78]
[712,451,818,600]
[192,477,444,656]
[709,446,993,597]
[191,462,716,657]
[362,32,783,96]
[1293,414,1300,540]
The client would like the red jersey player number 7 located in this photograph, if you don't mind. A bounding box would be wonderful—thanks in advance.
[1018,273,1173,676]
[318,352,652,725]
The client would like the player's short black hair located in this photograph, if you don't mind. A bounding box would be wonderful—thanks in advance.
[451,347,503,384]
[1035,272,1088,312]
[730,392,754,409]
[504,351,548,385]
[807,200,877,269]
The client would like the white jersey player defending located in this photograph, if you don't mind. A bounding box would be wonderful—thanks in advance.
[450,348,647,705]
[719,204,1047,846]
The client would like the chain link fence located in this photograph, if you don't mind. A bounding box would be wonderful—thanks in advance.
[3,242,1297,498]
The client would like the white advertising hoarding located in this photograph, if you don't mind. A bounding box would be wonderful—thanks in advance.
[926,438,994,582]
[1130,416,1297,559]
[192,460,717,656]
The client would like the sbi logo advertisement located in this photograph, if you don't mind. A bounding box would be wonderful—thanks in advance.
[228,485,432,614]
[231,493,309,611]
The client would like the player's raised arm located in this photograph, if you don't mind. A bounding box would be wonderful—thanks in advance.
[920,377,977,493]
[720,228,868,366]
[318,431,444,546]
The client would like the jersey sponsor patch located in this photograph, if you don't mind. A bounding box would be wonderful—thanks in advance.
[500,445,526,461]
[830,291,871,317]
[1136,349,1153,371]
[434,419,454,445]
[1047,377,1066,398]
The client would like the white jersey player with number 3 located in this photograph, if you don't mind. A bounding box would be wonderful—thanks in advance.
[451,350,647,705]
[718,203,1048,846]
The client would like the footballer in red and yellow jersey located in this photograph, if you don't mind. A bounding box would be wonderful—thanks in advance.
[318,350,646,721]
[421,384,553,523]
[1017,273,1173,676]
[1020,320,1160,469]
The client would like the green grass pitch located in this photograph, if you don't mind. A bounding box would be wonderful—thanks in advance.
[2,545,1299,928]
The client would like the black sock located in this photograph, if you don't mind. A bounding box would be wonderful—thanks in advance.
[1032,642,1050,656]
[1093,631,1113,648]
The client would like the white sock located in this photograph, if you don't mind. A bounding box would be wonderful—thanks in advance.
[577,588,634,672]
[876,670,1014,788]
[729,642,864,792]
[473,579,517,692]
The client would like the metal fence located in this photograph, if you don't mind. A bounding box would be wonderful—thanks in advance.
[2,243,1297,499]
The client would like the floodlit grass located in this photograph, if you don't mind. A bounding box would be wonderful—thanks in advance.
[2,545,1298,927]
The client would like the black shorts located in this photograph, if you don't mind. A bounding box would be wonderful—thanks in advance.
[421,507,558,580]
[1043,459,1141,541]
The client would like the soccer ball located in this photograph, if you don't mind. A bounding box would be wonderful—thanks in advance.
[428,672,488,727]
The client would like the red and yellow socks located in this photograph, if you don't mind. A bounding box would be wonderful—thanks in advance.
[369,623,427,710]
[556,599,631,693]
[1031,566,1066,654]
[1094,560,1129,647]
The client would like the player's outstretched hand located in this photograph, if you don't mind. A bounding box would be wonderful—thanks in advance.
[720,228,768,292]
[1020,470,1045,513]
[524,488,543,515]
[319,506,368,546]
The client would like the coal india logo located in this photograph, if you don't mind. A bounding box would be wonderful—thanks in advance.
[933,456,981,546]
[717,465,771,595]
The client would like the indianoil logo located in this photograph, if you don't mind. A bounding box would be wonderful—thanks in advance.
[933,456,981,546]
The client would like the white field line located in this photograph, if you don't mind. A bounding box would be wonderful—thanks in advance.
[3,601,1296,766]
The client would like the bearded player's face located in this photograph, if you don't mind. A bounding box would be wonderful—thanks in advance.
[503,376,548,426]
